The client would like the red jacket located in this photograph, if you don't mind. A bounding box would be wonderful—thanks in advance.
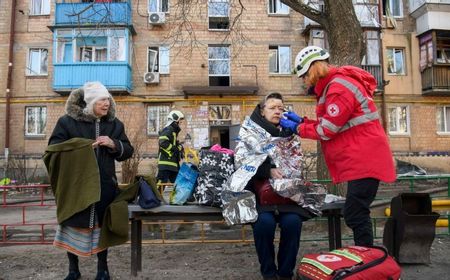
[299,66,396,184]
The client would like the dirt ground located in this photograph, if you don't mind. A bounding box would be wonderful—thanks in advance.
[1,235,450,280]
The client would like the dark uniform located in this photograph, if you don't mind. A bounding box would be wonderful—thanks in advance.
[157,121,183,183]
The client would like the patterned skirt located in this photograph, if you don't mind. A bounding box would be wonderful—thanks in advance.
[53,224,105,256]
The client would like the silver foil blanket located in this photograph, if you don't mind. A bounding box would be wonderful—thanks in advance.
[222,117,326,225]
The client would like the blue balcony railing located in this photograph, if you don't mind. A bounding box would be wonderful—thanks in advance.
[55,1,131,26]
[53,63,132,93]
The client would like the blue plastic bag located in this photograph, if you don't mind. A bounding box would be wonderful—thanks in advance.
[170,163,199,205]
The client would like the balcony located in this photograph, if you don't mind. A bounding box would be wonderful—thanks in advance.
[54,1,132,27]
[421,65,450,95]
[53,63,132,93]
[409,0,450,35]
[362,65,383,91]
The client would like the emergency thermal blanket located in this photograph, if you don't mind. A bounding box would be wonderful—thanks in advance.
[222,117,327,225]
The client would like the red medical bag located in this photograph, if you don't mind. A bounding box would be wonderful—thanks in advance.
[297,245,401,280]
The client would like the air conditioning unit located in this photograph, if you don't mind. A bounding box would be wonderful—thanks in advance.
[148,12,165,25]
[144,72,160,84]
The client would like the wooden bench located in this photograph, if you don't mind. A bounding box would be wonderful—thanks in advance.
[128,202,345,276]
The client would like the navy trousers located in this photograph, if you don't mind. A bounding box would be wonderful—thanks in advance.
[344,178,379,246]
[252,211,302,278]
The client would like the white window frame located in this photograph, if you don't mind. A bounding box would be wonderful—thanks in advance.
[268,0,289,15]
[27,48,48,76]
[208,0,230,30]
[362,30,380,66]
[269,45,291,74]
[386,47,405,75]
[384,0,403,18]
[388,106,410,135]
[148,0,169,13]
[437,106,450,134]
[30,0,50,16]
[147,46,170,74]
[25,106,47,136]
[147,105,171,136]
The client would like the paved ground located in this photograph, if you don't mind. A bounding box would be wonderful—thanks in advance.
[1,235,449,279]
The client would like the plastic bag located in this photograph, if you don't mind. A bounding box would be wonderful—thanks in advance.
[170,163,199,205]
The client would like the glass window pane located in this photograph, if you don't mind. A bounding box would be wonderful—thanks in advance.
[278,46,290,73]
[161,0,169,12]
[394,49,404,74]
[159,46,170,74]
[269,48,278,73]
[149,0,157,12]
[208,46,229,59]
[398,107,408,133]
[147,105,170,135]
[388,108,397,132]
[29,50,40,75]
[277,1,289,14]
[110,36,126,61]
[148,48,158,72]
[209,1,229,17]
[436,107,445,132]
[40,49,48,74]
[42,0,50,14]
[209,60,229,75]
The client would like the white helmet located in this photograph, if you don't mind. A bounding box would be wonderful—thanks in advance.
[168,110,184,122]
[294,46,330,77]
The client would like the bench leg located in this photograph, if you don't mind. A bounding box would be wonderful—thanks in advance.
[131,219,142,277]
[327,210,342,250]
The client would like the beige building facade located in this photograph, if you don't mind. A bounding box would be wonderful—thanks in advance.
[0,0,449,180]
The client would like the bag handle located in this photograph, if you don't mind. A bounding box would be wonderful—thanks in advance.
[332,245,389,280]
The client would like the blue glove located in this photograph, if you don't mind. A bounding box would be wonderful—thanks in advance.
[283,111,304,124]
[280,118,299,133]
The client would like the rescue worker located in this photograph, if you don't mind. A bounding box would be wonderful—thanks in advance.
[157,110,185,184]
[280,46,396,246]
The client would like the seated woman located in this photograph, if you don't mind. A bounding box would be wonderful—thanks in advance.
[244,93,311,280]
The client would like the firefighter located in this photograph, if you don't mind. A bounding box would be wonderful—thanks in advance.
[280,46,396,246]
[157,110,185,185]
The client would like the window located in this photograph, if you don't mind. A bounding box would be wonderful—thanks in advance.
[148,46,170,74]
[436,31,450,64]
[362,31,380,65]
[310,29,328,50]
[55,29,127,63]
[208,0,229,30]
[437,106,450,133]
[27,48,48,76]
[388,106,409,135]
[25,107,47,136]
[386,48,405,75]
[268,0,289,15]
[383,0,403,17]
[419,33,433,72]
[147,105,170,135]
[30,0,50,15]
[208,45,230,86]
[269,45,291,74]
[148,0,169,13]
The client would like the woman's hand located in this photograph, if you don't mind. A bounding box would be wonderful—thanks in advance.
[270,168,283,179]
[93,136,116,149]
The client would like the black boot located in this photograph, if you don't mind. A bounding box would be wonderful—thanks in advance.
[95,270,110,280]
[64,270,81,280]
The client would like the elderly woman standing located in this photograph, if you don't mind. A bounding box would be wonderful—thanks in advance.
[47,81,133,280]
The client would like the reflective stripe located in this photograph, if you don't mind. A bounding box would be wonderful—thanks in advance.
[317,77,379,138]
[331,249,362,263]
[333,78,371,114]
[341,111,380,132]
[158,160,178,167]
[321,118,341,133]
[159,135,169,141]
[118,140,124,158]
[300,257,334,275]
[316,124,330,140]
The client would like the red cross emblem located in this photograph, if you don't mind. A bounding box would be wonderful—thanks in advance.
[327,104,339,117]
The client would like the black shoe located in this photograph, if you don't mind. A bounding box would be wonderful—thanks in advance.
[64,270,81,280]
[95,270,110,280]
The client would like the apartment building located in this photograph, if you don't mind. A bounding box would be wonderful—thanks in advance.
[0,0,449,178]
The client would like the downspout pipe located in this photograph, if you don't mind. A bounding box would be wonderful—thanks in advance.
[5,0,17,175]
[378,0,388,132]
